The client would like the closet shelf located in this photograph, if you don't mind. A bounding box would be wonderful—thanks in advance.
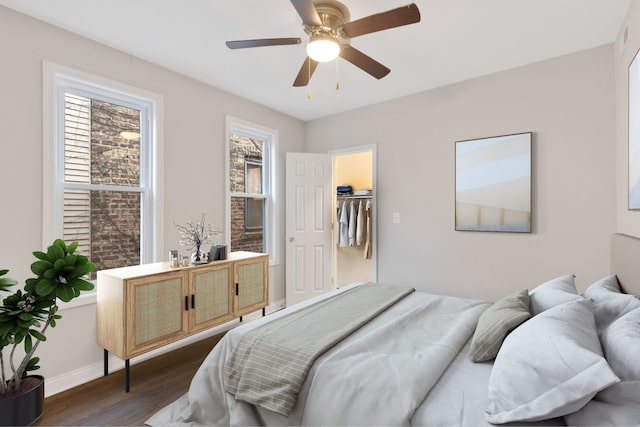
[336,194,373,199]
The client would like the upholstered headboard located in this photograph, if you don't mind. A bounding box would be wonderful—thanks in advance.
[611,233,640,296]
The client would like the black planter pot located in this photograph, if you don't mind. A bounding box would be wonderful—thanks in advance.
[0,375,45,426]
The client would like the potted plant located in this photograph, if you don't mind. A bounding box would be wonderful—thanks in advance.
[0,239,96,426]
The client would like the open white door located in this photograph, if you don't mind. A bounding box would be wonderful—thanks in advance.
[285,152,333,307]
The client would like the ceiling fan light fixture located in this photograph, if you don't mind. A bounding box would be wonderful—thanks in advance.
[307,34,340,62]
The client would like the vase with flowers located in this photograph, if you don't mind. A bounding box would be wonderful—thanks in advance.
[175,213,222,265]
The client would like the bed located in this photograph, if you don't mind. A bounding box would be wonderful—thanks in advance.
[147,233,640,426]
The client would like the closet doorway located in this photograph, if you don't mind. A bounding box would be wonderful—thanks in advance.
[285,145,377,307]
[332,145,377,288]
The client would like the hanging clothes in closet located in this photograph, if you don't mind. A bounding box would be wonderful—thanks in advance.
[356,200,364,246]
[364,199,372,260]
[348,201,356,246]
[338,200,349,247]
[336,195,372,259]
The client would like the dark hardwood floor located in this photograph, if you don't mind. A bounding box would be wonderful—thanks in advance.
[34,333,224,426]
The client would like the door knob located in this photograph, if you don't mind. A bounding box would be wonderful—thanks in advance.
[289,237,294,242]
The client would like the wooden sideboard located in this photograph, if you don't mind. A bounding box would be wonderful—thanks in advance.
[96,251,268,391]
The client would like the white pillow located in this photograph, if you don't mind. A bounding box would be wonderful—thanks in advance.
[603,307,640,379]
[565,307,640,426]
[582,275,640,333]
[529,274,579,315]
[486,298,619,424]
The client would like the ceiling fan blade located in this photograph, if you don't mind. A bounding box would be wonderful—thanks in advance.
[226,38,302,49]
[341,3,421,38]
[293,57,319,87]
[339,46,390,80]
[290,0,322,26]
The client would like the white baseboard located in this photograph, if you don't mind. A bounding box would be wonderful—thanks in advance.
[45,298,285,397]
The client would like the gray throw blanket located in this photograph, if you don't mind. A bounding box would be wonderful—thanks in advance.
[223,283,415,416]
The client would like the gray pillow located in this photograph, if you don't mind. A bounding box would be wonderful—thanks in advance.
[469,289,531,362]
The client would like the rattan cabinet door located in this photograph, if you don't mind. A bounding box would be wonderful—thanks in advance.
[189,263,234,332]
[235,255,269,317]
[126,271,189,357]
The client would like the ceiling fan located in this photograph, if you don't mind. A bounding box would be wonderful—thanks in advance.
[225,0,421,87]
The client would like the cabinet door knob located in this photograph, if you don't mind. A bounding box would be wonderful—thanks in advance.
[184,296,189,311]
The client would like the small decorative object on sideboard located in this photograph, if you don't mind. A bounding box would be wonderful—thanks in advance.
[181,255,190,267]
[209,244,227,261]
[169,250,179,268]
[175,212,223,265]
[0,239,96,426]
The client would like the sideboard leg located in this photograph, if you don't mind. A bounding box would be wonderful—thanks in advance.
[239,315,243,322]
[103,349,108,376]
[125,359,130,393]
[262,307,266,317]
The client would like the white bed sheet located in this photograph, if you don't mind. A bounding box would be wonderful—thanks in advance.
[412,340,565,426]
[147,284,563,426]
[255,288,488,426]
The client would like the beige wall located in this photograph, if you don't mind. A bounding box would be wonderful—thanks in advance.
[0,6,304,388]
[616,0,640,237]
[305,45,617,301]
[0,4,622,396]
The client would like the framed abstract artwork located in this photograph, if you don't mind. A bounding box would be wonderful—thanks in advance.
[455,132,532,233]
[629,48,640,209]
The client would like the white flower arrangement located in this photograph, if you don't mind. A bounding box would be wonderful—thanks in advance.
[175,213,222,263]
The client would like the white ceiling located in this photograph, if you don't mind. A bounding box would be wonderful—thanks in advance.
[0,0,632,121]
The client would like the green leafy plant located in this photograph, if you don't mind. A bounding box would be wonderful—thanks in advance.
[0,239,95,395]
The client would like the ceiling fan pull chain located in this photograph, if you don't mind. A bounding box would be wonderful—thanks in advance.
[336,57,340,90]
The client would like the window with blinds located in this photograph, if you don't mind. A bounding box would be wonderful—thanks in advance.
[44,63,159,282]
[62,93,144,277]
[64,94,92,256]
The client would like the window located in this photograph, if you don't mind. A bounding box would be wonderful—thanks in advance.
[226,117,277,264]
[44,63,162,281]
[245,162,263,230]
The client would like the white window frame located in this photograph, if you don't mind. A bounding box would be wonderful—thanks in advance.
[225,116,278,266]
[43,62,164,307]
